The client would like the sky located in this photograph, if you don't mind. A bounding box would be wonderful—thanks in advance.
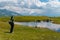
[0,0,60,16]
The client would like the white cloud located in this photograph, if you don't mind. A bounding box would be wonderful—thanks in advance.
[0,0,60,16]
[0,0,17,3]
[49,0,59,2]
[0,0,60,8]
[48,0,60,7]
[17,0,47,8]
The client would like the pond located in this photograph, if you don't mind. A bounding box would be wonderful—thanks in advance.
[14,21,60,32]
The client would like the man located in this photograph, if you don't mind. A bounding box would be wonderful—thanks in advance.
[9,16,14,33]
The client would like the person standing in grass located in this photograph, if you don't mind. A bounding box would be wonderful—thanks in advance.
[9,16,14,33]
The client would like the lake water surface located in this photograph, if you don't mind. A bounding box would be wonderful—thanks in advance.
[15,22,60,32]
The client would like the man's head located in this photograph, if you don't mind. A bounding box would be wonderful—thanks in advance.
[11,16,13,19]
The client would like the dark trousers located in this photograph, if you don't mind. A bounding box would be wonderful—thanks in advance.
[10,24,14,33]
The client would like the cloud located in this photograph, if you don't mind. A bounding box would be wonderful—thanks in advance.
[0,0,60,8]
[39,0,60,14]
[47,0,60,7]
[0,0,18,3]
[8,0,60,16]
[0,0,60,16]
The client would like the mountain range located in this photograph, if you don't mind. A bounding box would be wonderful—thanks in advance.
[0,9,22,16]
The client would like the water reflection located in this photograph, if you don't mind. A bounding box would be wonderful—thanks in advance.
[15,21,60,32]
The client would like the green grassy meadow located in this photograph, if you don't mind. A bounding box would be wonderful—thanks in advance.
[0,16,60,24]
[0,16,49,22]
[0,22,60,40]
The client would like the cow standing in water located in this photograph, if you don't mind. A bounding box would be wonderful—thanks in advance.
[9,16,14,33]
